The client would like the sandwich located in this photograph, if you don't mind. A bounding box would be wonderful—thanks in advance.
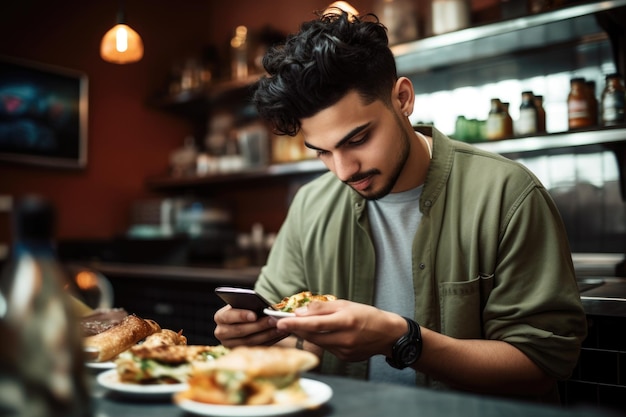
[116,343,230,384]
[176,346,319,405]
[79,307,129,337]
[274,291,337,313]
[83,313,160,362]
[140,328,187,348]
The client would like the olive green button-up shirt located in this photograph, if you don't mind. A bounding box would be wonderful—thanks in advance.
[255,126,587,399]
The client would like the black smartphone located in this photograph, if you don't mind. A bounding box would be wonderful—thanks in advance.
[214,286,275,315]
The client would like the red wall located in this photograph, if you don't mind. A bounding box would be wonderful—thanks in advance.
[0,1,209,239]
[0,1,366,241]
[0,0,496,243]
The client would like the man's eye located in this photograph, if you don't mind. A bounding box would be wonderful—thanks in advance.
[350,134,368,146]
[316,150,329,157]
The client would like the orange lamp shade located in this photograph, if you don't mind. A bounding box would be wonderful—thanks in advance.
[100,24,144,64]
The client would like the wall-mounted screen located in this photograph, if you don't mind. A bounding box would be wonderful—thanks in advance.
[0,56,88,168]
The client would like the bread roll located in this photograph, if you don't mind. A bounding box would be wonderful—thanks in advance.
[83,314,158,362]
[202,346,319,377]
[180,347,318,405]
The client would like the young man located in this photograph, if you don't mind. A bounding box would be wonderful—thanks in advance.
[213,10,587,403]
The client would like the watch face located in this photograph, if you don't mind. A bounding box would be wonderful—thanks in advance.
[400,343,418,365]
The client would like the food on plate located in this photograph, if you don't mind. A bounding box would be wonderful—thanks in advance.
[176,346,319,405]
[139,329,187,348]
[274,291,337,313]
[116,344,230,384]
[83,314,160,362]
[80,308,129,337]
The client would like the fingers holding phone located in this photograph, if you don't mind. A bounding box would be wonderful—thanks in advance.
[215,286,275,315]
[213,287,286,347]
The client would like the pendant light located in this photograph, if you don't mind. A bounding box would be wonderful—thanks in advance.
[100,2,144,64]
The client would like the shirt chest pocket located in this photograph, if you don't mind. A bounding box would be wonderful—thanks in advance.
[438,273,494,339]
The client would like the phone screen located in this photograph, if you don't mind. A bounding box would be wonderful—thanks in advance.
[214,287,275,315]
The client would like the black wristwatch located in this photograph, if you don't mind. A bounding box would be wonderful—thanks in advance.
[386,317,423,369]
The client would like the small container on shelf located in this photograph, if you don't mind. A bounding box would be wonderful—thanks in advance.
[517,91,538,136]
[486,98,507,140]
[502,102,514,138]
[568,77,594,130]
[534,95,547,133]
[230,25,249,80]
[453,117,485,143]
[374,0,419,44]
[432,0,470,35]
[170,136,198,177]
[601,73,626,126]
[586,80,599,127]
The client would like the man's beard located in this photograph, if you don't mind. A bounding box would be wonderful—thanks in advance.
[346,121,412,201]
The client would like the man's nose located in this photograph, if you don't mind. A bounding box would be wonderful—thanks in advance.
[332,152,359,182]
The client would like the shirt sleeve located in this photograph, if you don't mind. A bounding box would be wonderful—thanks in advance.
[484,186,587,380]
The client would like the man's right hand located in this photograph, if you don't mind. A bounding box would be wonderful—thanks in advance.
[213,305,288,347]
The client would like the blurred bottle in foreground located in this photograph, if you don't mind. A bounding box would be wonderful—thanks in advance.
[0,196,91,417]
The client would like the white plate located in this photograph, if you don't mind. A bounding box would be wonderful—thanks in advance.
[96,368,188,399]
[263,308,295,318]
[174,378,332,416]
[85,360,116,370]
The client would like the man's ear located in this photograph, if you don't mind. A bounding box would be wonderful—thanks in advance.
[393,77,415,116]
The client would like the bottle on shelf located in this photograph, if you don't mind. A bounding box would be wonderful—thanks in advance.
[586,80,599,127]
[230,25,249,80]
[374,0,419,45]
[454,115,468,141]
[517,91,538,136]
[568,77,593,130]
[0,196,91,417]
[486,98,507,140]
[432,0,470,35]
[529,0,551,14]
[534,95,547,133]
[601,73,626,126]
[502,102,514,138]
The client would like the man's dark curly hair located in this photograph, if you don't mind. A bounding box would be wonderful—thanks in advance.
[252,10,397,136]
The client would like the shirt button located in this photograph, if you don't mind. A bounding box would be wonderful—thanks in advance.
[424,200,432,207]
[419,263,426,270]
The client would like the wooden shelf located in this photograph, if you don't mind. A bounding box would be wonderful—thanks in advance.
[146,159,327,192]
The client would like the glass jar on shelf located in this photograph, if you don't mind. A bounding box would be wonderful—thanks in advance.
[486,98,506,140]
[517,91,538,136]
[432,0,470,35]
[534,95,546,133]
[568,78,593,130]
[586,80,599,127]
[374,0,418,45]
[601,73,626,126]
[502,102,513,138]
